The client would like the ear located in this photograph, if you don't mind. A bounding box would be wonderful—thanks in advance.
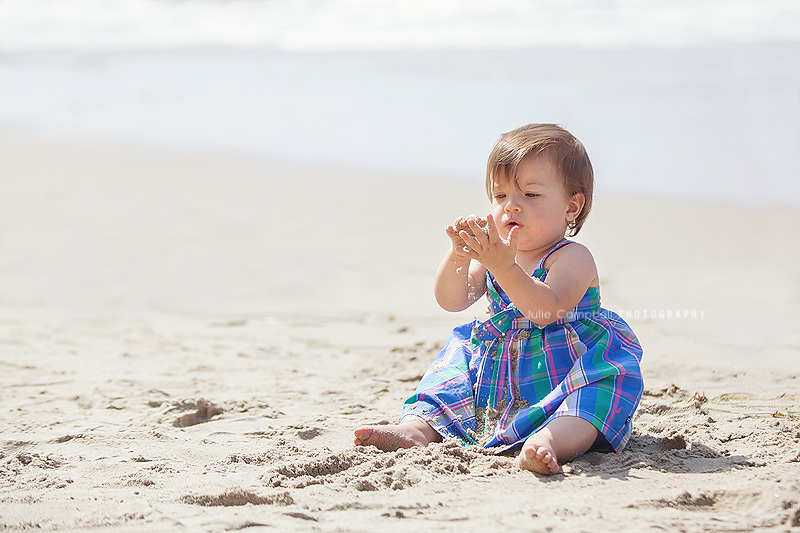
[566,193,585,222]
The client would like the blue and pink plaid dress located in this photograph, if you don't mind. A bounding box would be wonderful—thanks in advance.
[403,240,643,452]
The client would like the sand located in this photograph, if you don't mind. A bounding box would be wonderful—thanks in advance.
[1,127,799,532]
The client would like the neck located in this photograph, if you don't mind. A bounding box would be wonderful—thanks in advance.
[515,235,567,274]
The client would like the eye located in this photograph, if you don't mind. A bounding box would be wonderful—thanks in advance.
[493,193,506,200]
[525,192,540,198]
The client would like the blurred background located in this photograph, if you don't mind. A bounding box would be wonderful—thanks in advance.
[1,0,799,321]
[1,0,799,205]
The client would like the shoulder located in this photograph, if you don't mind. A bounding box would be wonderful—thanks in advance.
[543,242,598,283]
[543,241,594,268]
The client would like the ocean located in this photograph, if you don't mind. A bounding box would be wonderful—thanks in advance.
[1,0,799,205]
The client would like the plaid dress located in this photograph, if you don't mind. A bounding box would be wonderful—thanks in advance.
[402,240,643,452]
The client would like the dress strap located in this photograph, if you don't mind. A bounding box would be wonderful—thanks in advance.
[534,239,574,271]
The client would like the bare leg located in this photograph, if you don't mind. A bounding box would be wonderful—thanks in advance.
[353,416,442,452]
[517,416,599,475]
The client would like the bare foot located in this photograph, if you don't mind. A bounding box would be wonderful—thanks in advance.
[516,416,599,475]
[517,437,560,474]
[354,417,441,452]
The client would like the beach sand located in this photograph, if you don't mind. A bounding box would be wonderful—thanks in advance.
[1,127,799,531]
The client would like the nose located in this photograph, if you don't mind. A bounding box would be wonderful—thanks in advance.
[504,194,522,212]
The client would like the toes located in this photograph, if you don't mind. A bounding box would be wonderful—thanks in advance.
[353,427,374,446]
[540,451,560,473]
[535,448,558,473]
[519,443,560,475]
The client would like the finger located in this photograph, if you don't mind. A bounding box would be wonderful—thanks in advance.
[462,214,480,231]
[446,228,461,244]
[451,217,466,237]
[466,219,488,245]
[459,229,482,251]
[506,225,519,251]
[455,215,477,226]
[485,213,500,241]
[459,229,478,245]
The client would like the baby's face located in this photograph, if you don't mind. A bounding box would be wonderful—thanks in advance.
[490,154,575,251]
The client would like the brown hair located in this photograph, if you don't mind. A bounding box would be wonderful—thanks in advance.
[485,123,594,236]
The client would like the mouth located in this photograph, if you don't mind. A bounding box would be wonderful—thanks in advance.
[505,220,521,229]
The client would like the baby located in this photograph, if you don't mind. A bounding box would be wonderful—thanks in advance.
[354,123,643,475]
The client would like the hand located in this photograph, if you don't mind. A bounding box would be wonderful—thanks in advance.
[457,214,518,274]
[445,215,484,259]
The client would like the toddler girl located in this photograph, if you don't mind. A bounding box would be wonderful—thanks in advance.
[354,124,643,475]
